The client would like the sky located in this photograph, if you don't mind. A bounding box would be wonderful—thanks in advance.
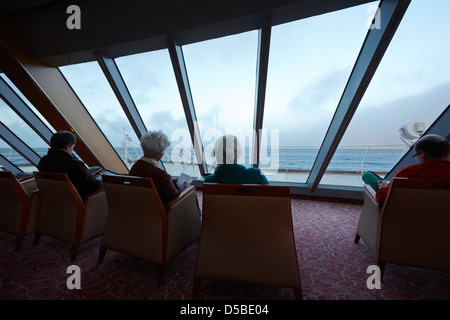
[1,0,449,154]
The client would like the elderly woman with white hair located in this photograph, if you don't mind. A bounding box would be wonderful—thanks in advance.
[203,135,269,184]
[129,130,190,204]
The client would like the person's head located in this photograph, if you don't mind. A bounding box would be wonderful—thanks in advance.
[50,131,76,153]
[140,130,170,160]
[213,135,242,165]
[413,134,450,163]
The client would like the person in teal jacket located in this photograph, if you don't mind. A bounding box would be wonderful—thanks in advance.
[203,135,269,184]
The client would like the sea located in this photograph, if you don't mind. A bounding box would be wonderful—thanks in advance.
[1,145,407,174]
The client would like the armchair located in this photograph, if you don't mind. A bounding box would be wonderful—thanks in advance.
[98,174,201,284]
[193,183,302,299]
[355,177,450,280]
[0,171,40,250]
[32,171,108,261]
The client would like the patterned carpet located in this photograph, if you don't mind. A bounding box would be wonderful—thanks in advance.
[1,194,449,301]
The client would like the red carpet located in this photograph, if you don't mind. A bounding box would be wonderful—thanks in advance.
[1,194,449,300]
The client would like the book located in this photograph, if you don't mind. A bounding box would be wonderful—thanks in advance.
[177,173,193,189]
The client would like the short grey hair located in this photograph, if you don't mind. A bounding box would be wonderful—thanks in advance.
[213,135,242,164]
[140,130,170,158]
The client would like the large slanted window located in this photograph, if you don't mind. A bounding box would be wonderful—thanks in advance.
[263,2,378,183]
[182,31,259,173]
[322,0,450,187]
[115,49,201,178]
[59,61,138,168]
[0,98,47,171]
[0,74,54,131]
[0,73,54,172]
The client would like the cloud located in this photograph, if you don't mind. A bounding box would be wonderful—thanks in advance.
[266,68,351,146]
[287,68,350,116]
[340,80,450,146]
[268,76,450,147]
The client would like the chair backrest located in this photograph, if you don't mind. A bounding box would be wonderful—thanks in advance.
[378,177,450,272]
[196,183,301,289]
[33,171,85,243]
[0,171,31,235]
[101,174,167,262]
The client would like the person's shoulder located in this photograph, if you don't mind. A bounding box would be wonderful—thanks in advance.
[396,162,433,177]
[130,160,171,177]
[129,159,149,172]
[129,159,143,170]
[38,153,49,164]
[430,160,450,167]
[130,159,156,170]
[245,166,265,175]
[203,174,215,182]
[243,167,269,183]
[403,161,443,171]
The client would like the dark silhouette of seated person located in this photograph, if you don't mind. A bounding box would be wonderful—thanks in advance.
[38,131,103,200]
[362,134,450,206]
[203,135,269,184]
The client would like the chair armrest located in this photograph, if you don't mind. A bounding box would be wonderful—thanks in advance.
[85,188,105,199]
[364,183,377,201]
[85,189,108,212]
[355,184,381,254]
[165,186,201,261]
[19,175,34,183]
[166,186,196,208]
[20,177,39,196]
[83,190,108,241]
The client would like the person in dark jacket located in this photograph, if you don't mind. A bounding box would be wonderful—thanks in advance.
[38,130,103,200]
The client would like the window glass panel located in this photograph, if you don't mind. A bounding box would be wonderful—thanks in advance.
[115,49,201,178]
[322,0,450,187]
[183,31,258,173]
[263,2,379,183]
[59,61,138,168]
[0,98,47,171]
[0,137,19,170]
[0,73,55,131]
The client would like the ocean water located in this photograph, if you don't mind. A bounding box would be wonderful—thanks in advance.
[0,146,407,173]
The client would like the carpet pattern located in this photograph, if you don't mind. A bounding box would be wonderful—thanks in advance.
[1,194,449,300]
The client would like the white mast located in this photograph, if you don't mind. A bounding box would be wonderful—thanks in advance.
[122,126,128,165]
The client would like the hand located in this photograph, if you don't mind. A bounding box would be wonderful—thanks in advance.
[377,180,389,188]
